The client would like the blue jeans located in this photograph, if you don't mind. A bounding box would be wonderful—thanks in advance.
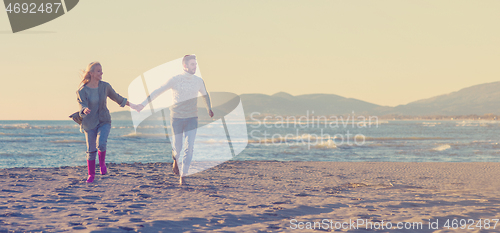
[171,117,198,177]
[84,123,111,160]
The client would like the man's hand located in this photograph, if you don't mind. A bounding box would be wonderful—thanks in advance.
[208,110,214,118]
[83,108,91,115]
[135,104,145,112]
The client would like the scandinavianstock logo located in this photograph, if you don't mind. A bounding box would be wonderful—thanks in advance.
[3,0,79,33]
[128,57,248,176]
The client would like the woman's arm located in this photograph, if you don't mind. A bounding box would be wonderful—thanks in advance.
[76,89,90,117]
[106,82,128,107]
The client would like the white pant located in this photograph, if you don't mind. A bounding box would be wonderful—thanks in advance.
[170,117,198,177]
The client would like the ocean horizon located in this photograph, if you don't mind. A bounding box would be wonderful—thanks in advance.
[1,119,500,169]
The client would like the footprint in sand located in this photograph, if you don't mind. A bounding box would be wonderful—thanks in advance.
[118,226,135,231]
[128,204,146,209]
[11,205,26,209]
[208,194,225,198]
[248,204,272,208]
[268,224,281,230]
[82,195,101,200]
[98,217,118,222]
[1,189,22,193]
[116,198,133,202]
[272,200,292,205]
[295,193,311,197]
[75,200,96,205]
[137,194,151,199]
[111,209,134,215]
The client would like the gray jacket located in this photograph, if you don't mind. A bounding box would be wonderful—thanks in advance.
[77,81,127,131]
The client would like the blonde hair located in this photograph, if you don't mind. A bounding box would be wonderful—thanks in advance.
[79,62,101,87]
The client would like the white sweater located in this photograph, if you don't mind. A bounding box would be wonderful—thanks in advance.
[141,72,212,118]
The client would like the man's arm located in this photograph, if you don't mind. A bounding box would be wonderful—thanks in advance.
[199,79,213,118]
[137,78,175,112]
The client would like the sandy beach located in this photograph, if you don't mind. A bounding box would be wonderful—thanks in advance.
[1,161,500,232]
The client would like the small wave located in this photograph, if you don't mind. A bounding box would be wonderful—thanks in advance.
[0,139,32,143]
[198,139,227,144]
[0,123,31,129]
[0,124,78,130]
[432,144,451,151]
[364,142,408,148]
[0,152,43,157]
[121,132,169,138]
[312,140,337,149]
[50,140,86,144]
[422,122,439,127]
[44,131,79,135]
[0,132,31,136]
[363,137,449,141]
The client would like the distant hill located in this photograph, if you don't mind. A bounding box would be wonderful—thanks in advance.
[239,92,392,116]
[392,81,500,115]
[111,81,500,120]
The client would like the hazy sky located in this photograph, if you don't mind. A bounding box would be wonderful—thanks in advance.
[1,0,499,120]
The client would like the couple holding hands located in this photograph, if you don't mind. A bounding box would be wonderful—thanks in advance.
[76,55,213,185]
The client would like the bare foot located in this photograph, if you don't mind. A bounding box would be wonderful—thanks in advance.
[172,160,179,175]
[179,176,185,185]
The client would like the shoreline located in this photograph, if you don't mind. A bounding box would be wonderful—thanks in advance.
[3,159,500,170]
[2,161,500,232]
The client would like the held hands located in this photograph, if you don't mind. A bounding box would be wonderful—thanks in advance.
[131,104,208,115]
[83,108,91,115]
[130,104,145,113]
[136,104,145,112]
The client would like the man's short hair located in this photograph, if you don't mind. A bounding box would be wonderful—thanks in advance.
[182,55,196,67]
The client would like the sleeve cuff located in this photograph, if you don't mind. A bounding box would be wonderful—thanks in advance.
[120,98,127,107]
[79,108,87,118]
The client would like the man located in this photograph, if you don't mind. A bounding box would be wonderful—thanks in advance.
[136,55,214,185]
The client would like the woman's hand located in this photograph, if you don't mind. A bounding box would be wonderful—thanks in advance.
[135,104,145,112]
[83,108,91,115]
[129,103,144,112]
[129,103,137,111]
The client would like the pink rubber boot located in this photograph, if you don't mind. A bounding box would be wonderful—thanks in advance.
[87,160,95,183]
[98,151,107,175]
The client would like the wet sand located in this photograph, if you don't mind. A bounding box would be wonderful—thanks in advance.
[1,161,500,232]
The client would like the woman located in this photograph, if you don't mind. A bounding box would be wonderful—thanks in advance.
[76,62,138,183]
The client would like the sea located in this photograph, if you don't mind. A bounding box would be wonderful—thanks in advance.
[1,119,500,168]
